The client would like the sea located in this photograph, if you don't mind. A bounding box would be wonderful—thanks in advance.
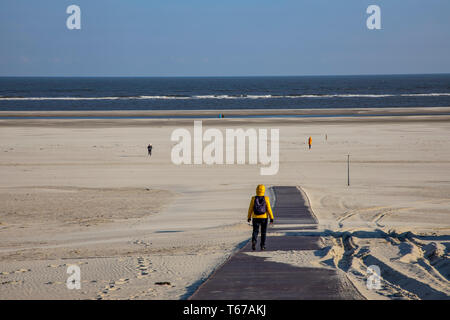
[1,74,450,112]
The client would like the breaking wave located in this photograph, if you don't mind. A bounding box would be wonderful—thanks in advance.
[1,93,450,101]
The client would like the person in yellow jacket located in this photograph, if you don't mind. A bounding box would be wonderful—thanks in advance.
[247,184,274,251]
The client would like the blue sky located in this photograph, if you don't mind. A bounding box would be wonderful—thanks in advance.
[1,0,450,76]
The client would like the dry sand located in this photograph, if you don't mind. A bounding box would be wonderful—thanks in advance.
[0,111,449,299]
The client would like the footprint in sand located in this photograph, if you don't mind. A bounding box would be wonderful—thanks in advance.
[115,278,129,285]
[133,240,152,248]
[45,281,64,285]
[1,268,31,275]
[48,263,66,268]
[96,278,130,298]
[16,268,31,273]
[47,262,87,269]
[1,280,24,285]
[129,288,156,300]
[136,257,153,277]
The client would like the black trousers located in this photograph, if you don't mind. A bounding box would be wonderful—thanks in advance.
[252,218,268,247]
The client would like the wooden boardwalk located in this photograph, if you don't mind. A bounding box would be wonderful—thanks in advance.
[189,186,364,300]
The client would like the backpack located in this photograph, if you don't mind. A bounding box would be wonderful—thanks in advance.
[253,196,267,215]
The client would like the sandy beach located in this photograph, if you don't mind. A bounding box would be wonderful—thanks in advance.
[0,110,449,300]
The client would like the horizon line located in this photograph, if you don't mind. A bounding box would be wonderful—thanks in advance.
[1,72,450,78]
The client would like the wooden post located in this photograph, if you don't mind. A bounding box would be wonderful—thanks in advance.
[347,154,350,186]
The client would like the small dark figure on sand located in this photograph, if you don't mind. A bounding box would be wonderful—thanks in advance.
[147,144,152,156]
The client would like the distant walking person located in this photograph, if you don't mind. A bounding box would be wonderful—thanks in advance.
[308,136,312,149]
[247,184,274,251]
[147,144,153,156]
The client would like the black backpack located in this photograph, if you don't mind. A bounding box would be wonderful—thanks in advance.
[253,196,267,215]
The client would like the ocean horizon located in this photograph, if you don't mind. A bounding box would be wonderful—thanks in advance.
[1,74,450,111]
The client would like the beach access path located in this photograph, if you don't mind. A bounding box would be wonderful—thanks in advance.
[189,186,365,300]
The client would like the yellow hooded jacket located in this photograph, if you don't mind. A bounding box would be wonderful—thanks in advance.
[247,185,274,220]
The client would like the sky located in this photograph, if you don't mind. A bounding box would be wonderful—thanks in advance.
[1,0,450,77]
